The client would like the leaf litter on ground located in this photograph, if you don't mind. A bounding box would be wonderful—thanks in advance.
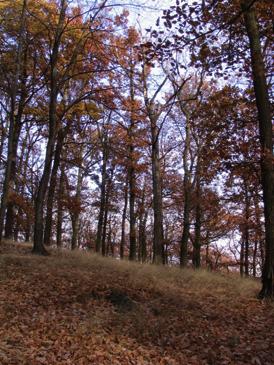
[0,241,273,365]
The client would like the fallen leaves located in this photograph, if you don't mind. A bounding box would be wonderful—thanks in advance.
[0,246,273,364]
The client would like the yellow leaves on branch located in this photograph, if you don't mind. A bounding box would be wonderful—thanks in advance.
[67,102,102,121]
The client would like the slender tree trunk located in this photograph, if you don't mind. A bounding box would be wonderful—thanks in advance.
[163,228,169,265]
[4,120,23,239]
[180,114,191,267]
[71,217,78,250]
[244,183,250,277]
[140,211,148,263]
[17,126,28,179]
[253,189,262,276]
[0,124,6,165]
[240,234,245,277]
[193,155,202,268]
[20,130,32,241]
[33,131,56,254]
[4,48,28,240]
[0,110,16,241]
[102,191,109,257]
[0,0,27,242]
[95,137,108,253]
[137,188,147,262]
[33,0,67,255]
[141,62,169,265]
[128,62,137,261]
[151,118,164,264]
[71,167,83,250]
[253,240,258,277]
[120,179,128,259]
[56,165,65,248]
[241,0,274,297]
[128,145,136,260]
[101,165,114,256]
[44,127,67,245]
[253,192,265,274]
[106,221,112,256]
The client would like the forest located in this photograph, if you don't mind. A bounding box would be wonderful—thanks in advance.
[0,0,273,299]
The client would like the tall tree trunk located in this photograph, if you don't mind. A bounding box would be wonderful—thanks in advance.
[102,188,109,257]
[254,190,264,275]
[139,211,148,263]
[4,48,28,240]
[253,240,258,277]
[0,0,27,242]
[192,155,202,268]
[120,179,128,259]
[106,221,112,256]
[4,120,23,239]
[19,129,32,241]
[128,61,137,261]
[71,167,83,250]
[180,114,191,267]
[56,165,65,248]
[32,0,67,255]
[241,1,274,297]
[244,182,250,277]
[128,144,136,260]
[101,165,114,256]
[0,111,17,241]
[240,233,245,278]
[0,124,6,165]
[44,127,67,246]
[95,136,108,253]
[163,228,169,265]
[151,118,164,264]
[137,188,147,262]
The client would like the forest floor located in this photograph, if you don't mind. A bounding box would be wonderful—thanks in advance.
[0,242,273,365]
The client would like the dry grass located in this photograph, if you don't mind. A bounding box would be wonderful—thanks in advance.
[50,247,260,298]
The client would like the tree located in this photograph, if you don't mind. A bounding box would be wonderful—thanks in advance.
[241,0,273,297]
[148,0,273,294]
[32,0,68,254]
[0,0,28,242]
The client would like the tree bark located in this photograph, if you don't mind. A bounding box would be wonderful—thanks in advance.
[128,142,137,261]
[137,188,147,263]
[139,215,148,263]
[56,165,65,248]
[4,120,23,239]
[241,0,274,297]
[192,155,202,268]
[180,114,192,267]
[151,118,164,264]
[244,182,250,277]
[0,0,27,242]
[71,167,83,250]
[120,179,128,259]
[44,127,67,246]
[95,133,109,253]
[0,123,6,166]
[101,164,114,256]
[240,231,245,277]
[128,62,137,261]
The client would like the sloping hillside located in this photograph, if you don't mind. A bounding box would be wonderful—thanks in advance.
[0,242,273,365]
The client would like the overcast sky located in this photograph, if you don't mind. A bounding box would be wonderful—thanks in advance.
[107,0,173,30]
